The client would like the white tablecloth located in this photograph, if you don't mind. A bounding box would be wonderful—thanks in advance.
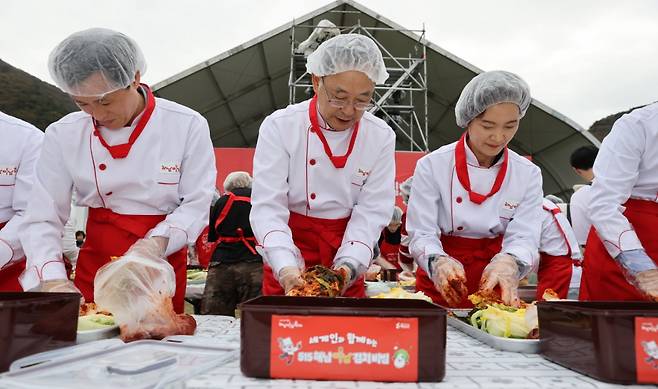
[184,315,648,389]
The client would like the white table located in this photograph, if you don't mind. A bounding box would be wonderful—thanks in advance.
[184,315,649,389]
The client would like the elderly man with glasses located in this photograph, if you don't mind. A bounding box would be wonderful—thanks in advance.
[250,34,395,297]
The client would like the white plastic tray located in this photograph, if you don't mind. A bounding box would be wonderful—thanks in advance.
[1,340,238,389]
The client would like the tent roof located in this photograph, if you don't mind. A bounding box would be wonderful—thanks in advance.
[153,0,599,198]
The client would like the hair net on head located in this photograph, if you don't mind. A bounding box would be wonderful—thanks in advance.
[399,176,413,204]
[455,70,531,128]
[48,28,147,97]
[306,34,389,84]
[223,171,252,192]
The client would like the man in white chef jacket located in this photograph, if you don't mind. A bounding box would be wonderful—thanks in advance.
[0,112,43,291]
[19,28,216,312]
[250,34,395,297]
[580,103,658,301]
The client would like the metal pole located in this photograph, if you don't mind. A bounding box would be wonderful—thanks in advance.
[422,25,429,152]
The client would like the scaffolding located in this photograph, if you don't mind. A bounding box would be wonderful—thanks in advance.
[288,12,429,152]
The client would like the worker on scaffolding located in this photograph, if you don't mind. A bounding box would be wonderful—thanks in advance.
[250,34,396,297]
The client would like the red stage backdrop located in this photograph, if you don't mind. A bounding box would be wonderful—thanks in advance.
[214,148,424,210]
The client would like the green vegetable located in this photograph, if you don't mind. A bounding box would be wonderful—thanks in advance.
[469,305,535,339]
[186,270,207,281]
[77,314,115,331]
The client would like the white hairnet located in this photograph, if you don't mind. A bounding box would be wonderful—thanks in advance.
[399,176,413,204]
[455,70,531,128]
[223,171,252,192]
[48,28,147,97]
[306,34,388,84]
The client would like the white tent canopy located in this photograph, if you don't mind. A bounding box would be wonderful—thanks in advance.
[153,0,599,199]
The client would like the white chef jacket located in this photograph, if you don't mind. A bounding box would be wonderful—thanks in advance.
[569,184,592,246]
[0,112,43,268]
[20,95,216,290]
[589,102,658,258]
[407,140,543,274]
[540,198,582,259]
[250,99,396,276]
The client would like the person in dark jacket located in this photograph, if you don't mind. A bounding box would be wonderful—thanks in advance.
[201,171,262,316]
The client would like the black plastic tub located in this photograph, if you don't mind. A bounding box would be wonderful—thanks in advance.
[0,292,79,372]
[240,296,446,382]
[538,301,658,385]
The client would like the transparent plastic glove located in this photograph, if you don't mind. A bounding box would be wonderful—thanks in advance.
[616,249,658,300]
[430,255,468,307]
[333,258,363,293]
[479,253,521,307]
[365,264,381,281]
[635,269,658,302]
[33,279,84,304]
[279,266,303,295]
[616,249,657,276]
[124,237,168,260]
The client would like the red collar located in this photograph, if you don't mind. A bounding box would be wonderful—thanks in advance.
[309,95,360,169]
[93,84,155,159]
[454,132,509,205]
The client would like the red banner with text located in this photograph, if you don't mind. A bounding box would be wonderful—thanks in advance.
[214,148,423,210]
[270,315,419,381]
[635,317,658,384]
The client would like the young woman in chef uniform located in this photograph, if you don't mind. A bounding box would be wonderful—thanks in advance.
[250,34,395,297]
[406,71,543,308]
[579,103,658,301]
[19,28,216,312]
[0,112,42,291]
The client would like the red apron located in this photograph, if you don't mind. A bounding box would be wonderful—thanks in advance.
[379,239,401,269]
[536,254,572,300]
[196,192,257,269]
[579,199,658,301]
[74,207,187,313]
[416,234,503,308]
[536,204,574,300]
[262,212,366,297]
[0,222,26,291]
[398,214,414,266]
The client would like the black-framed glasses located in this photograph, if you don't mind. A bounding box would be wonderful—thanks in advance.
[320,77,375,111]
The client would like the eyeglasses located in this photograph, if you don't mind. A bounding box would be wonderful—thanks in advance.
[320,77,375,111]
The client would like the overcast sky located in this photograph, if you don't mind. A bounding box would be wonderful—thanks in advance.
[2,0,657,128]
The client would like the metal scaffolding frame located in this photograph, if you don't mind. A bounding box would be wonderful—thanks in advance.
[288,12,429,151]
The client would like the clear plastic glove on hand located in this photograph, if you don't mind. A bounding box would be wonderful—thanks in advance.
[479,253,521,307]
[635,269,658,302]
[365,264,381,281]
[617,249,658,301]
[279,266,304,295]
[124,237,168,260]
[333,259,360,294]
[33,279,84,304]
[430,255,468,307]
